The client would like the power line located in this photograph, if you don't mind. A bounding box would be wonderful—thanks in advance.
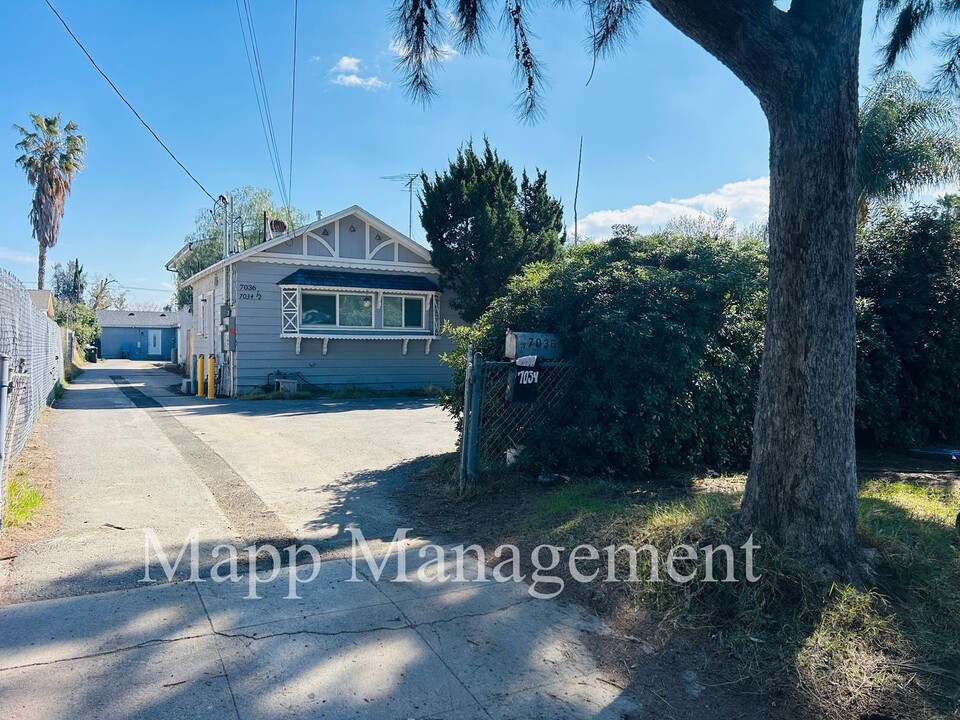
[287,0,299,223]
[43,0,216,204]
[233,0,279,199]
[235,0,289,210]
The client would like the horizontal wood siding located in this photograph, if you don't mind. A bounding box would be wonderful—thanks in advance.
[233,261,459,393]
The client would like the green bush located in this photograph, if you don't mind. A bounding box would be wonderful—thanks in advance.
[442,201,960,476]
[54,300,101,348]
[442,226,768,474]
[856,197,960,446]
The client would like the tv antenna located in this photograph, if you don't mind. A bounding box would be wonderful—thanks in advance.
[381,173,421,239]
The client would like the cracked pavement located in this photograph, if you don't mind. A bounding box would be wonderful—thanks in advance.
[0,361,643,719]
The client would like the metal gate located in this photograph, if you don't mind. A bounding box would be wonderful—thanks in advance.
[459,350,577,491]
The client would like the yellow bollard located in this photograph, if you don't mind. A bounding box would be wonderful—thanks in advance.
[196,355,205,397]
[207,354,215,399]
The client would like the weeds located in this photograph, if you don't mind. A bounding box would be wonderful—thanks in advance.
[237,384,443,401]
[4,470,43,527]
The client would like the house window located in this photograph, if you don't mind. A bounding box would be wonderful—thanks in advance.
[301,293,336,326]
[300,292,373,328]
[383,296,424,329]
[338,294,373,327]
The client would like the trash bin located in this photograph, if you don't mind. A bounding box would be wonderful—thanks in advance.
[85,346,98,363]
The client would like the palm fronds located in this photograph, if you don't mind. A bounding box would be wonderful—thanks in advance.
[12,114,86,289]
[858,72,960,216]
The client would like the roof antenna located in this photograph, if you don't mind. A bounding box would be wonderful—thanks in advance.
[574,135,584,246]
[381,173,421,240]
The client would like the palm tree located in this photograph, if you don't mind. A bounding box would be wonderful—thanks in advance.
[857,72,960,223]
[13,114,86,289]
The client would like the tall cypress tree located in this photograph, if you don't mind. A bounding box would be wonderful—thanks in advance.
[420,139,564,322]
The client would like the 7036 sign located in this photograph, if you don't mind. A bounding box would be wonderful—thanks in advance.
[504,331,562,360]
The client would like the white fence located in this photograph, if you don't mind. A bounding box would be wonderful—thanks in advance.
[0,269,64,527]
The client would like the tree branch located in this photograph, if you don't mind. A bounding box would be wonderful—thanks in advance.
[647,0,796,102]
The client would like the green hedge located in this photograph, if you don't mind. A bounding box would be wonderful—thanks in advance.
[441,226,768,474]
[856,199,960,446]
[442,202,960,476]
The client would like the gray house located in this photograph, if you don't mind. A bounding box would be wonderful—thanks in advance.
[96,310,179,360]
[171,205,460,396]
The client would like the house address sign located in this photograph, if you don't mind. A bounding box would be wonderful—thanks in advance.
[504,331,562,360]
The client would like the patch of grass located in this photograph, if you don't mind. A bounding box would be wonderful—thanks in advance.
[323,384,443,399]
[4,470,43,527]
[432,468,960,718]
[237,384,443,401]
[237,389,315,401]
[53,380,68,400]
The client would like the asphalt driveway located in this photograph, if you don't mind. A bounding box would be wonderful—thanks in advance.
[0,361,642,719]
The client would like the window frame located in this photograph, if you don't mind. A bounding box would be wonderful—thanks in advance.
[299,291,337,327]
[299,290,374,329]
[336,292,375,328]
[382,294,425,330]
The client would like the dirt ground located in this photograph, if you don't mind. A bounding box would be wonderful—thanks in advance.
[0,411,60,562]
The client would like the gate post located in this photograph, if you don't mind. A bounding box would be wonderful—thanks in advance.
[459,345,473,493]
[463,352,483,490]
[0,354,10,530]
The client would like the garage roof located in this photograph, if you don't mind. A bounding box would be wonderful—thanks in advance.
[97,310,179,328]
[277,269,440,292]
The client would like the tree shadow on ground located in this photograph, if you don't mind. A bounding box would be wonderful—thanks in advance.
[0,531,645,720]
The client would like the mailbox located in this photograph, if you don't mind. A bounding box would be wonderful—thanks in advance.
[505,331,562,360]
[506,355,541,403]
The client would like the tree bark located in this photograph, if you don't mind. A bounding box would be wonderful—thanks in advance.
[740,9,864,570]
[37,242,46,291]
[649,0,866,573]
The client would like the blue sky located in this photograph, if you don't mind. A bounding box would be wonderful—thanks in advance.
[0,1,945,305]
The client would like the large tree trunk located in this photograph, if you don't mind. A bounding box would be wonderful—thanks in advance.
[739,9,864,571]
[37,242,46,291]
[648,0,866,574]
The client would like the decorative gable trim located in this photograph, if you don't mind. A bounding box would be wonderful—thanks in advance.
[182,204,431,287]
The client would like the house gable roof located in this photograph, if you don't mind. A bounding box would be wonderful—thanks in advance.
[27,290,54,318]
[180,205,432,287]
[277,269,439,292]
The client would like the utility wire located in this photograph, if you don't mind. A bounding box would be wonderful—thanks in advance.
[237,0,289,210]
[233,0,281,201]
[287,0,299,225]
[43,0,217,204]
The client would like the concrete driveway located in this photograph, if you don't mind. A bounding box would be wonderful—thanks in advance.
[0,361,642,719]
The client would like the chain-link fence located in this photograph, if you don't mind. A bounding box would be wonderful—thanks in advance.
[0,269,64,525]
[460,352,578,489]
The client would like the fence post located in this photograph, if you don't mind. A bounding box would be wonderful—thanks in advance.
[459,345,473,493]
[0,354,10,530]
[464,352,483,490]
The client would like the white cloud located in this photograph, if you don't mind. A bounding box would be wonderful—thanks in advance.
[331,73,389,90]
[0,247,36,265]
[388,39,458,62]
[331,55,361,73]
[327,56,390,91]
[574,177,770,237]
[672,177,770,220]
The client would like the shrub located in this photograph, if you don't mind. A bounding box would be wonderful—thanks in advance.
[856,197,960,446]
[442,200,960,475]
[54,300,101,348]
[442,225,768,474]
